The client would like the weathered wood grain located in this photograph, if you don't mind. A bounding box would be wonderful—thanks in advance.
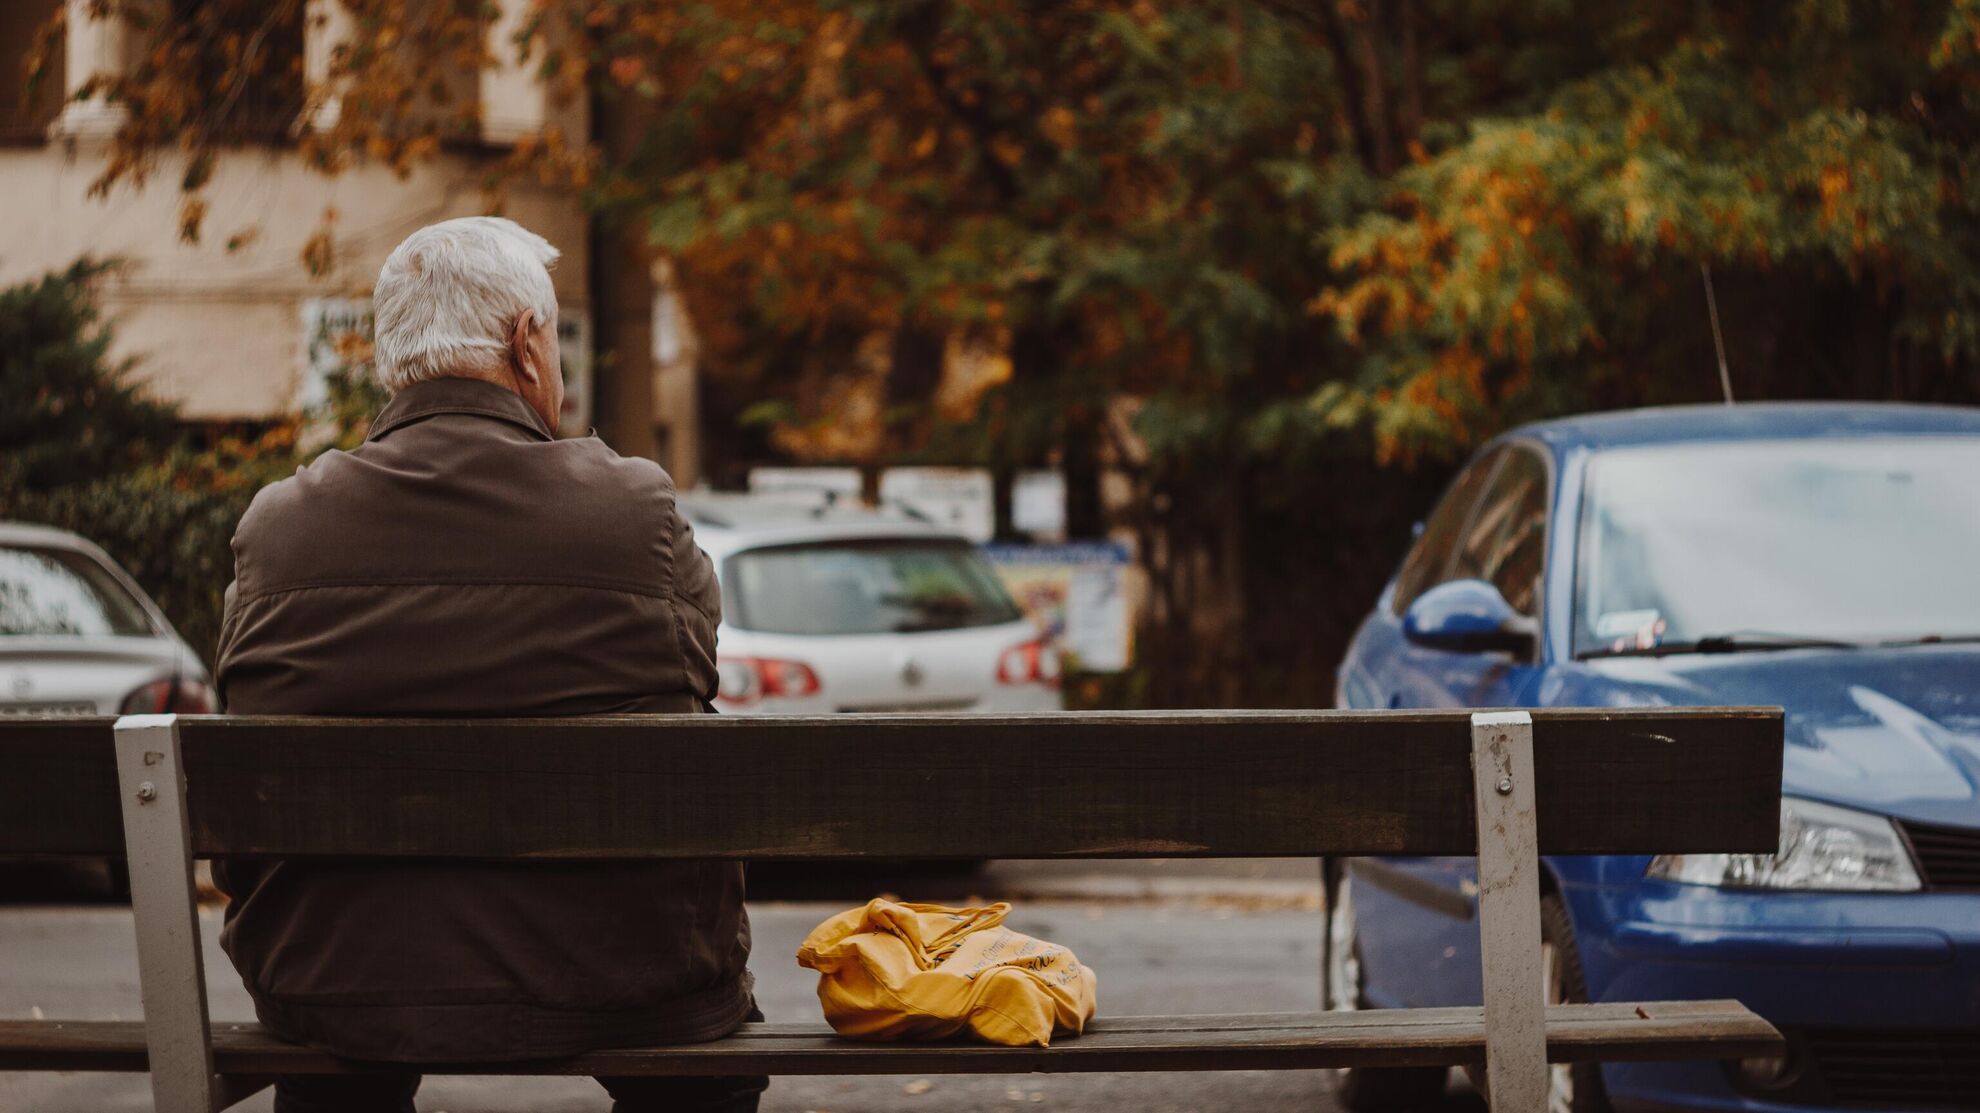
[0,1003,1783,1075]
[0,717,123,857]
[177,708,1782,858]
[0,708,1782,859]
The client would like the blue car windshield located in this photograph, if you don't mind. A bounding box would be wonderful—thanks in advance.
[1575,437,1980,656]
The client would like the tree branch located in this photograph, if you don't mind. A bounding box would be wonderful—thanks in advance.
[894,6,1025,204]
[1350,0,1397,174]
[1399,0,1423,145]
[1303,0,1379,171]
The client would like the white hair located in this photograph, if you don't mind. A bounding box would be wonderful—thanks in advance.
[371,216,560,392]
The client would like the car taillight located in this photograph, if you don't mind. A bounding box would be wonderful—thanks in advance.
[714,657,822,704]
[119,677,218,715]
[996,639,1061,687]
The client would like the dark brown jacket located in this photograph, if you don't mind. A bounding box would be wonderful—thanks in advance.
[213,377,751,1062]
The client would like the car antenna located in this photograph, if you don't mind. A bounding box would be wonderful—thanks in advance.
[1700,261,1735,404]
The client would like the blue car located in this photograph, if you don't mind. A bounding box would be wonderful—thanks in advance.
[1333,403,1980,1113]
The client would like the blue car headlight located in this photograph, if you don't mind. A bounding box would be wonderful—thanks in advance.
[1646,797,1922,891]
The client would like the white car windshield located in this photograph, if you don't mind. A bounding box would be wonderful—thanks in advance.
[727,539,1022,635]
[0,545,155,638]
[1575,437,1980,657]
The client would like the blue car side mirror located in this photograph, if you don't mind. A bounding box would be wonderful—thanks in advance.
[1402,579,1537,657]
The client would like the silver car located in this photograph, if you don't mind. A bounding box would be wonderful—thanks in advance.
[0,522,216,717]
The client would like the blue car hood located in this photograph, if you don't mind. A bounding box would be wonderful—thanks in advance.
[1580,647,1980,827]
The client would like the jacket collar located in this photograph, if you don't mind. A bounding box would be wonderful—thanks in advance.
[367,377,556,443]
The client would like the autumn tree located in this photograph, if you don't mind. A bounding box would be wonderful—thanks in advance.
[33,0,1980,705]
[1316,0,1980,457]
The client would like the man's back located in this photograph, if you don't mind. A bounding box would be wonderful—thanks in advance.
[215,377,752,1062]
[220,377,719,716]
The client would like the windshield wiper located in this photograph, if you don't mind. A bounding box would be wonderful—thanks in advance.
[1875,634,1980,649]
[1578,632,1863,660]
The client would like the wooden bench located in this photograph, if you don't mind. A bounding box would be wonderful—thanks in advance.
[0,708,1785,1111]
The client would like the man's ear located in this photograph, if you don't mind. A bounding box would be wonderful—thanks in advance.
[510,308,541,386]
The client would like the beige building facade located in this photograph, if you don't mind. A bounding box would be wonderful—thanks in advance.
[0,0,701,483]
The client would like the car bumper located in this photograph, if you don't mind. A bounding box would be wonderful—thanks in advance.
[1572,880,1980,1112]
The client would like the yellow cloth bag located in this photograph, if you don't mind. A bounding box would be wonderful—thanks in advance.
[796,899,1098,1047]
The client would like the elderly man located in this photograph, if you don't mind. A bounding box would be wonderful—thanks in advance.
[214,217,760,1113]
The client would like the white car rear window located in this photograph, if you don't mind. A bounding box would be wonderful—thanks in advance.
[0,546,154,638]
[727,540,1022,635]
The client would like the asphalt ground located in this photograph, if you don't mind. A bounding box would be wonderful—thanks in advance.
[0,859,1483,1112]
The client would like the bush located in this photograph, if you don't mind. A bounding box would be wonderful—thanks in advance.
[7,466,255,660]
[0,263,376,666]
[0,260,176,491]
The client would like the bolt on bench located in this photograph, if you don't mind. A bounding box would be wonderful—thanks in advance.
[0,707,1784,1111]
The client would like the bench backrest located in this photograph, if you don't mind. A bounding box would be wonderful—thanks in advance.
[2,708,1783,861]
[0,707,1784,1113]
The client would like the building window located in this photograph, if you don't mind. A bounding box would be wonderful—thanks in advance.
[0,0,63,144]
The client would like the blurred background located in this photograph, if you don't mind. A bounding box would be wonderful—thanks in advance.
[5,0,1980,708]
[13,8,1980,1112]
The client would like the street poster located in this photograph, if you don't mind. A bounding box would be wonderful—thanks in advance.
[982,541,1133,672]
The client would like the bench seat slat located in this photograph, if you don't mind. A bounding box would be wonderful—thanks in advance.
[0,1004,1781,1076]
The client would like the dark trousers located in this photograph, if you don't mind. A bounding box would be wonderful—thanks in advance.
[273,1004,769,1113]
[272,1072,768,1113]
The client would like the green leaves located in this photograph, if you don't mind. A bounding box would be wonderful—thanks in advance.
[0,260,174,494]
[647,197,706,252]
[1318,1,1980,449]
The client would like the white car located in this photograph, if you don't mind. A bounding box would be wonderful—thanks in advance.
[0,522,216,716]
[683,494,1061,714]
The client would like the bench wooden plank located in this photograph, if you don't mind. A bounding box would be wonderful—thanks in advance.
[0,717,123,857]
[0,710,1784,860]
[146,709,1780,859]
[0,1004,1782,1076]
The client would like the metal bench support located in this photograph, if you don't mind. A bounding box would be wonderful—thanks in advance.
[115,714,220,1113]
[1471,710,1545,1111]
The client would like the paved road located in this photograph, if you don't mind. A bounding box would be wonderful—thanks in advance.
[1,860,1482,1112]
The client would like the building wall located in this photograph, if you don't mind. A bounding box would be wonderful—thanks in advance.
[0,0,720,485]
[0,0,602,426]
[0,146,588,420]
